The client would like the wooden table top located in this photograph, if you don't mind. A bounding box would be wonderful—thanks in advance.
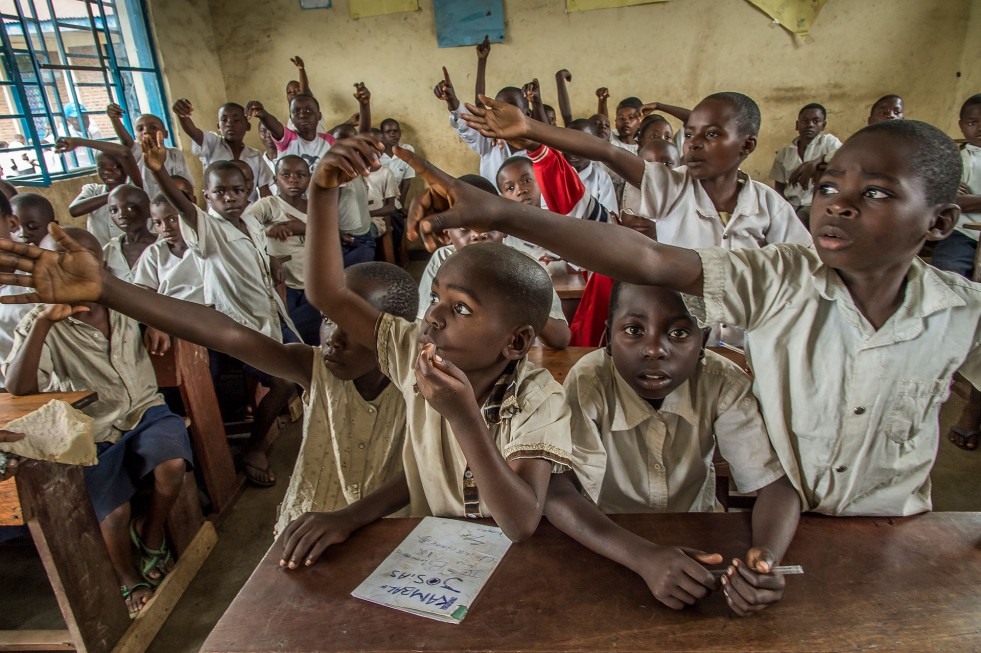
[527,345,597,383]
[963,222,981,231]
[201,512,981,652]
[0,391,96,426]
[550,272,587,299]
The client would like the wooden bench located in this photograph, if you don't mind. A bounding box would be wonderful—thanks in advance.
[549,272,586,323]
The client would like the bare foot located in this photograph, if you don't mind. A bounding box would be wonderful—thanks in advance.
[242,449,276,487]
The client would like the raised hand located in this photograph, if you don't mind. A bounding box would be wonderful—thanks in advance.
[140,132,168,172]
[433,67,459,110]
[640,102,659,116]
[476,35,491,60]
[0,225,103,306]
[595,87,610,102]
[172,98,193,118]
[54,137,76,153]
[106,103,125,120]
[556,69,572,83]
[522,78,542,108]
[310,135,382,191]
[460,95,532,142]
[245,100,266,121]
[353,82,371,106]
[290,55,305,70]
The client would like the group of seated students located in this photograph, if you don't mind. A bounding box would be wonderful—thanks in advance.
[0,38,977,625]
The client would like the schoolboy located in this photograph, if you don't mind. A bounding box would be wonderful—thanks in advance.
[611,96,643,153]
[379,118,415,210]
[284,55,328,133]
[564,119,619,213]
[622,139,681,214]
[637,114,674,147]
[106,104,192,199]
[68,152,131,246]
[462,92,811,346]
[133,193,205,306]
[172,99,273,200]
[102,184,158,283]
[244,155,319,344]
[141,133,297,487]
[0,193,24,387]
[362,133,399,242]
[770,103,842,219]
[417,174,570,350]
[2,227,192,618]
[401,119,981,519]
[435,66,531,187]
[0,229,416,546]
[868,94,904,124]
[551,283,799,615]
[10,193,57,249]
[277,135,573,567]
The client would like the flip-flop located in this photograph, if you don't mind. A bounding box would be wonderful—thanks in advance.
[243,461,276,487]
[121,582,153,619]
[949,427,980,451]
[130,520,172,587]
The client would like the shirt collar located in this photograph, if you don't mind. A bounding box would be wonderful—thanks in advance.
[481,359,521,424]
[609,356,698,431]
[692,169,761,223]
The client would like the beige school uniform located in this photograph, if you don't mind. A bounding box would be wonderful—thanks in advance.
[244,196,307,290]
[365,166,398,236]
[769,133,842,209]
[415,245,566,327]
[132,240,206,304]
[274,346,406,538]
[77,183,123,247]
[192,132,274,202]
[375,313,573,519]
[685,244,981,516]
[180,206,296,341]
[102,235,136,283]
[954,143,981,241]
[566,349,785,513]
[3,305,164,443]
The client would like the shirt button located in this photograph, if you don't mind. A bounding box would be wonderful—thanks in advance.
[349,483,359,491]
[358,443,365,449]
[464,470,473,479]
[853,407,866,415]
[652,464,663,471]
[722,233,729,239]
[367,406,375,414]
[466,513,478,519]
[835,465,848,473]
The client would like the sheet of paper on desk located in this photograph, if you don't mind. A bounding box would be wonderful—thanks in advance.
[351,517,512,624]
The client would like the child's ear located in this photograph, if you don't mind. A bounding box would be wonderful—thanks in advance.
[925,202,960,242]
[503,325,536,360]
[740,135,758,157]
[700,328,710,359]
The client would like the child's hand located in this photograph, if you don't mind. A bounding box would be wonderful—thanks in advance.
[788,159,824,190]
[290,55,305,70]
[635,543,722,610]
[460,95,532,143]
[345,112,360,127]
[433,67,459,109]
[397,145,501,252]
[555,69,572,83]
[640,102,659,116]
[39,303,90,323]
[310,135,382,190]
[595,87,609,101]
[140,132,168,172]
[172,98,193,118]
[143,327,171,356]
[280,511,358,569]
[245,100,266,120]
[476,35,491,60]
[414,343,480,424]
[0,224,105,306]
[959,183,970,195]
[522,78,542,108]
[54,137,76,153]
[106,103,125,120]
[353,82,371,106]
[339,233,355,246]
[266,223,293,241]
[720,548,786,617]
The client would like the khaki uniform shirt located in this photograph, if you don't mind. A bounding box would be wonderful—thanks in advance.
[274,346,406,537]
[4,305,164,443]
[376,313,573,519]
[685,244,981,516]
[133,240,206,304]
[244,196,307,290]
[566,349,784,513]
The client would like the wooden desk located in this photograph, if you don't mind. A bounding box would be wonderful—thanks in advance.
[0,391,217,653]
[528,345,597,384]
[550,273,586,323]
[202,512,981,652]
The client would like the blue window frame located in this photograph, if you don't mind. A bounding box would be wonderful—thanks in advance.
[0,0,172,186]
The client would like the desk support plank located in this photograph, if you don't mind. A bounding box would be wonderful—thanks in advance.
[17,460,131,653]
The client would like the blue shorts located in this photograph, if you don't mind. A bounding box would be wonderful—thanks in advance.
[84,404,193,522]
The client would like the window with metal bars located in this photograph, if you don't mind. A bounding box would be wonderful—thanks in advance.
[0,0,171,186]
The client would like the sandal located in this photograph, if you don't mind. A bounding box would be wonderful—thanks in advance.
[121,582,153,619]
[243,461,276,488]
[949,427,980,451]
[130,520,172,587]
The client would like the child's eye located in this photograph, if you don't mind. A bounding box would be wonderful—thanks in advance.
[623,324,642,336]
[429,292,438,305]
[818,183,838,195]
[683,131,692,140]
[706,131,718,138]
[863,187,892,200]
[669,328,691,339]
[454,303,472,316]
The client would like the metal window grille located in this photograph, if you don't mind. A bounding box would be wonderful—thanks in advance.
[0,0,171,186]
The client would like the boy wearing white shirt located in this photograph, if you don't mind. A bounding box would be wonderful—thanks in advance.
[133,194,205,305]
[106,105,192,200]
[769,103,842,221]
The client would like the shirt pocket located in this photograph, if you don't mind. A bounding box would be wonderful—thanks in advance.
[883,378,951,444]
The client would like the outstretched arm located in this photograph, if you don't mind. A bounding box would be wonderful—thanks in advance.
[434,67,461,113]
[474,36,490,107]
[245,101,285,141]
[68,190,108,218]
[398,145,704,295]
[0,228,314,389]
[54,137,143,189]
[141,133,199,229]
[354,83,371,134]
[595,87,609,118]
[106,103,134,148]
[304,136,386,352]
[545,472,721,609]
[524,79,548,125]
[642,102,691,125]
[291,56,311,96]
[171,99,205,147]
[555,69,573,127]
[463,95,645,186]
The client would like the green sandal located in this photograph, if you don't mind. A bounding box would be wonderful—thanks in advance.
[130,521,172,587]
[121,582,153,619]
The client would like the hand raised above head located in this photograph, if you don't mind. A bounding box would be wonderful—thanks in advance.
[54,137,75,153]
[310,135,382,191]
[245,100,266,120]
[353,82,371,105]
[476,35,491,60]
[106,103,125,119]
[556,69,572,83]
[0,224,104,307]
[595,87,610,101]
[140,132,168,172]
[460,95,532,142]
[290,55,305,70]
[433,66,459,106]
[172,98,193,118]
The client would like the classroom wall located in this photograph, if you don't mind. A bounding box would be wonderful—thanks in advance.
[197,0,979,186]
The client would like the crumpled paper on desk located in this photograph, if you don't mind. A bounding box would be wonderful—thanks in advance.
[1,400,96,465]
